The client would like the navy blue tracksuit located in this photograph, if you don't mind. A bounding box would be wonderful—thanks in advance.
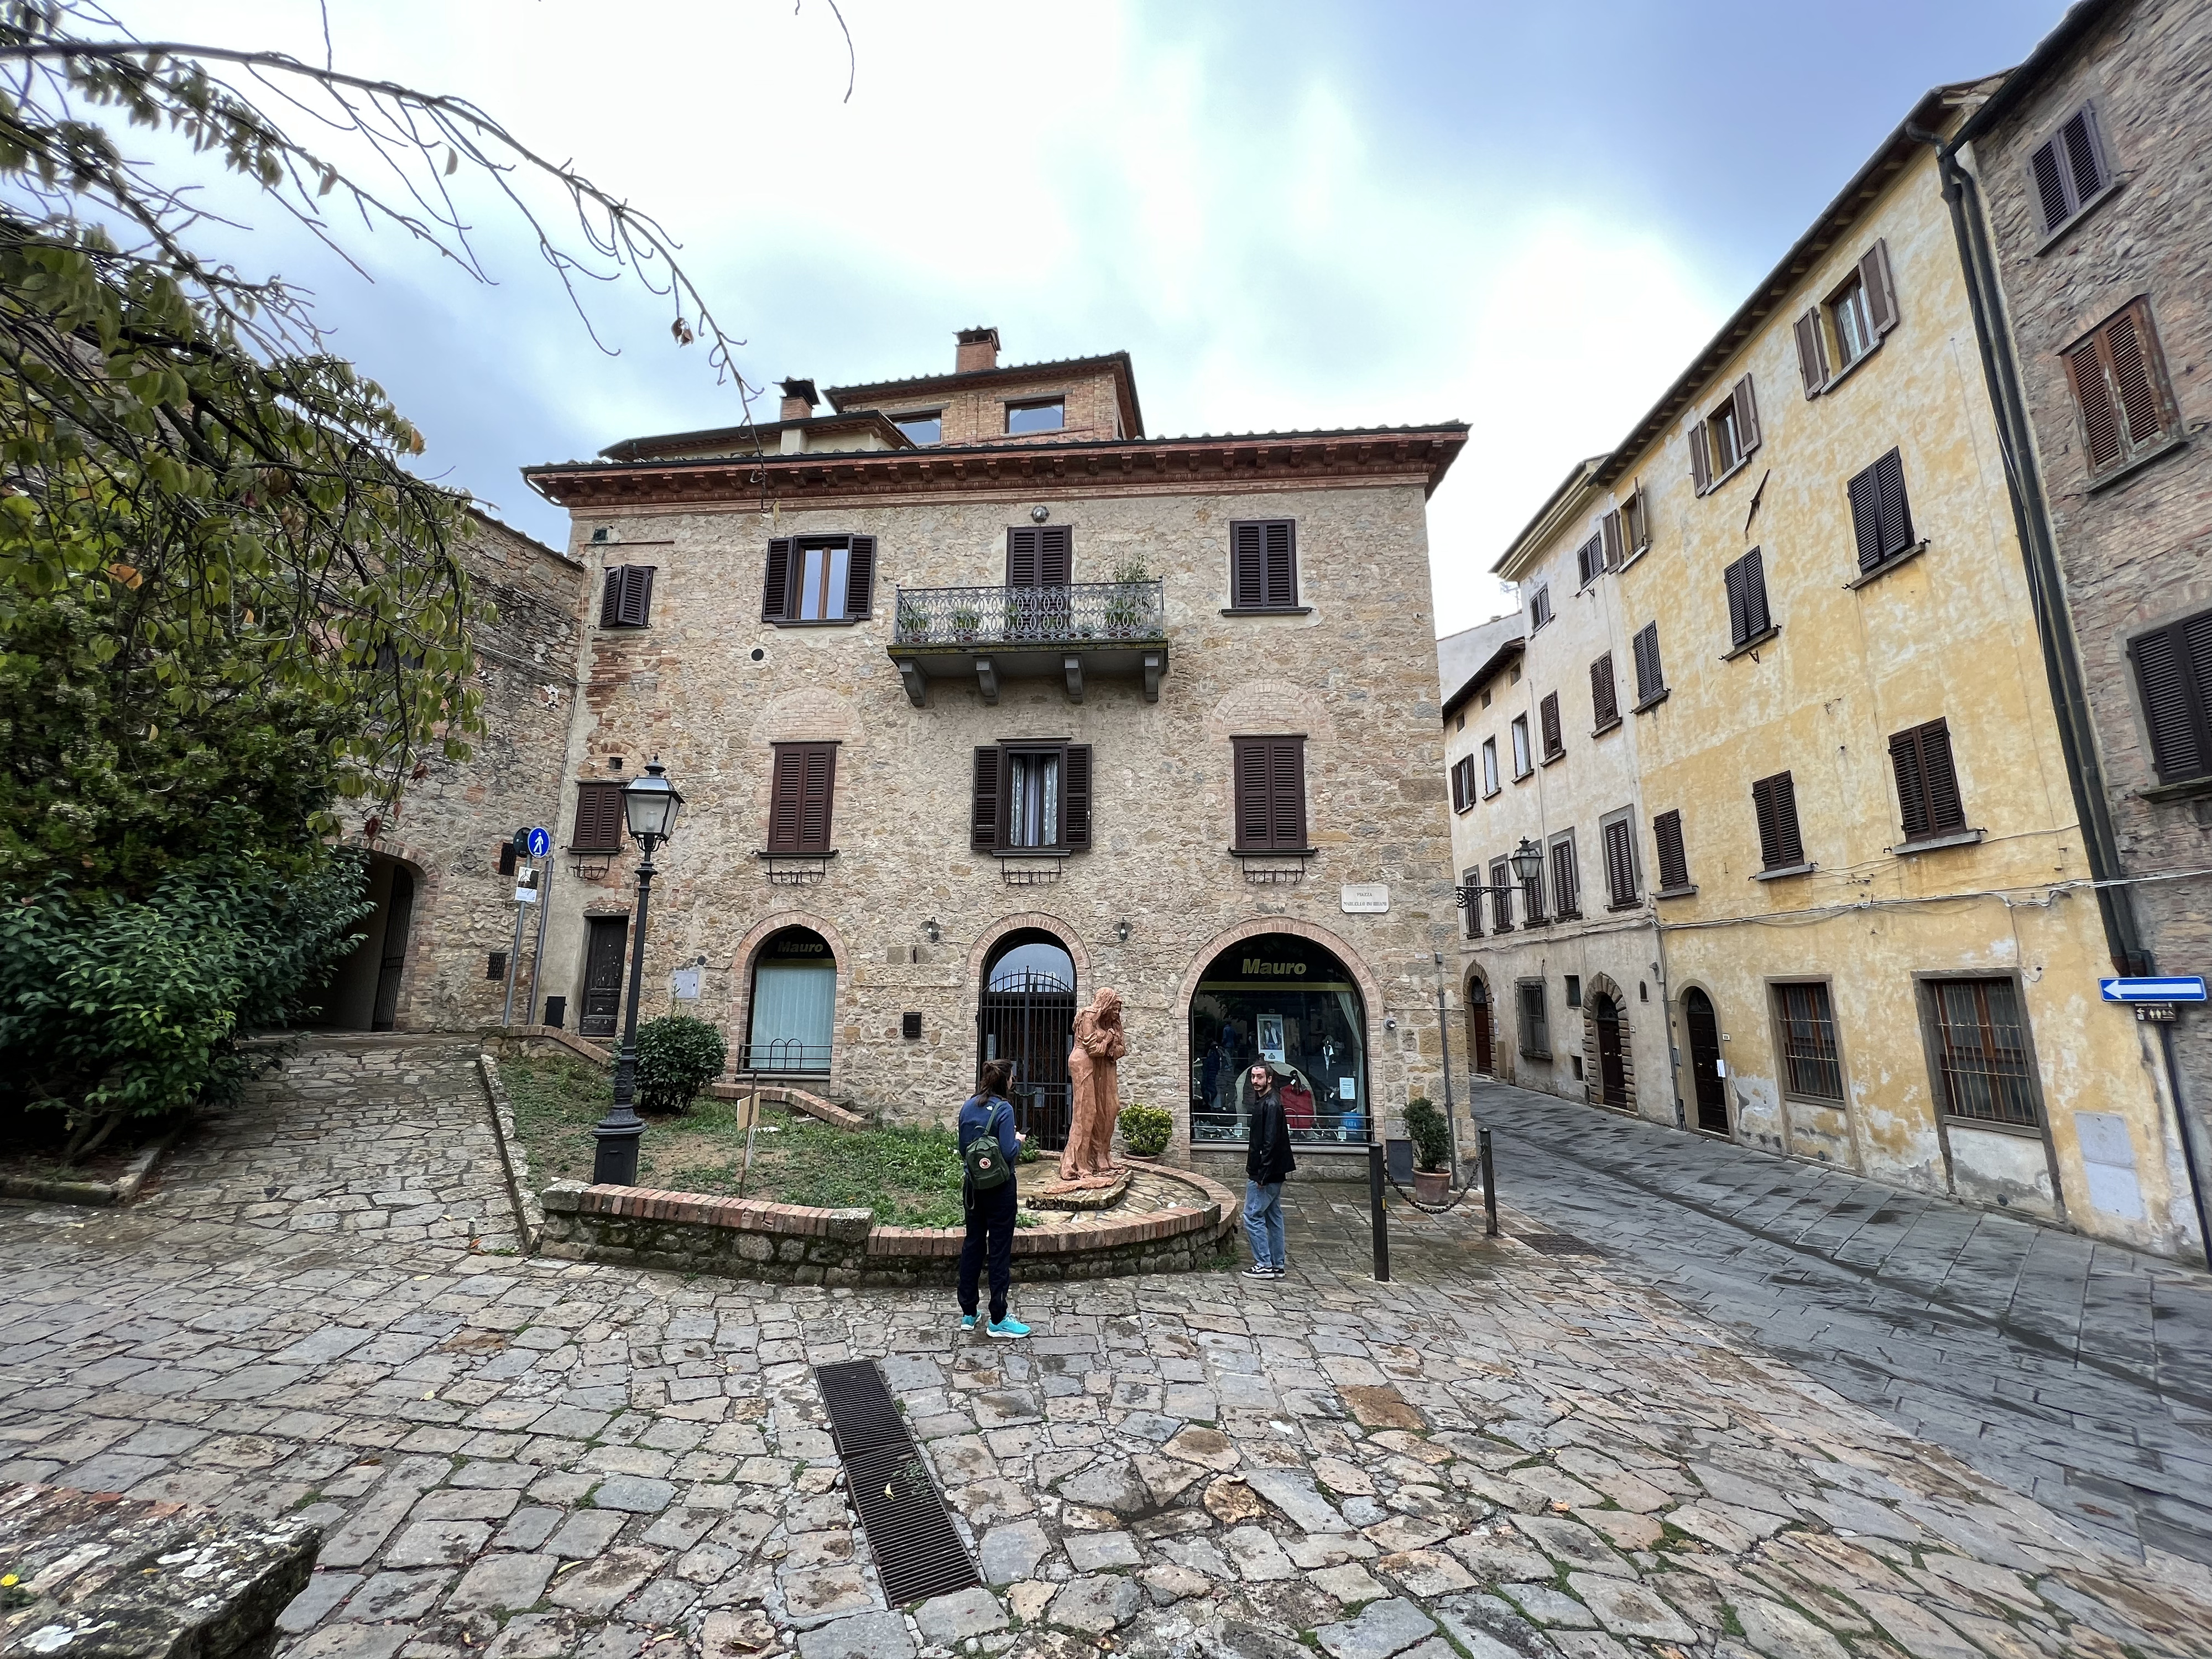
[956,1093,1020,1322]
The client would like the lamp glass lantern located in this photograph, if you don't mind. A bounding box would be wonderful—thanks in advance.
[623,758,682,843]
[1508,836,1543,885]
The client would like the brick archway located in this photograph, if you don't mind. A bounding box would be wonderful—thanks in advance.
[727,912,852,1087]
[1582,972,1635,1112]
[963,912,1091,1006]
[1463,964,1498,1081]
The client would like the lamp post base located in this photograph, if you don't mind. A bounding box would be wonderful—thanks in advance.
[591,1120,643,1187]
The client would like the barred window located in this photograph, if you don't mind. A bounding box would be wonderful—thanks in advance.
[1775,982,1844,1102]
[1930,978,2039,1127]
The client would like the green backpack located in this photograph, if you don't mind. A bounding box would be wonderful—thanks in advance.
[964,1098,1014,1192]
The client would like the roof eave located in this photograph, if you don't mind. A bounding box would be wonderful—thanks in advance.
[1493,458,1608,580]
[1954,0,2112,145]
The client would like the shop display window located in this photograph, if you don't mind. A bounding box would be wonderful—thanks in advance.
[1188,933,1369,1145]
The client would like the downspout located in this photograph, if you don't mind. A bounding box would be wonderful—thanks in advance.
[1911,122,2211,1263]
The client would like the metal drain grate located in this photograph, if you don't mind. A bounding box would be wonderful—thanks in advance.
[815,1360,979,1606]
[1517,1232,1605,1257]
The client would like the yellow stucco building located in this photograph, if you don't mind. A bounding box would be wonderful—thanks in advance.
[1468,84,2201,1258]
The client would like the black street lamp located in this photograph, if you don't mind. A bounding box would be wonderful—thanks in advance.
[1453,836,1546,913]
[591,757,684,1187]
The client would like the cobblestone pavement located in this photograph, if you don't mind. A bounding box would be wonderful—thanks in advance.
[1465,1077,2212,1568]
[2,1037,2211,1659]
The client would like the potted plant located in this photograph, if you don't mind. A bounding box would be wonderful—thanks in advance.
[895,596,930,643]
[950,606,983,643]
[1404,1095,1452,1203]
[1103,552,1152,638]
[1118,1101,1172,1160]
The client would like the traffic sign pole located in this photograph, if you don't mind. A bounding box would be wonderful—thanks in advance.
[502,885,529,1027]
[525,852,552,1028]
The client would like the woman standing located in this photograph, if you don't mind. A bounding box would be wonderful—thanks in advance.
[957,1059,1031,1337]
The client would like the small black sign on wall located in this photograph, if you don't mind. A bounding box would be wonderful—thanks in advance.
[901,1012,923,1040]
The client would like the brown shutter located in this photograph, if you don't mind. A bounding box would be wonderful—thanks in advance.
[1590,654,1619,728]
[1489,859,1512,932]
[1653,809,1688,891]
[2105,300,2176,453]
[971,747,1001,852]
[1230,521,1266,609]
[1732,374,1761,457]
[1550,838,1578,917]
[1623,484,1650,555]
[843,535,876,619]
[601,566,623,627]
[2064,334,2126,473]
[1874,450,1911,559]
[1270,737,1307,849]
[800,745,835,851]
[761,538,794,622]
[1062,743,1093,848]
[766,745,805,852]
[1752,770,1803,870]
[1040,525,1073,587]
[1604,818,1637,907]
[1918,720,1964,834]
[1576,536,1596,587]
[1451,756,1470,810]
[1847,462,1885,572]
[1741,549,1770,638]
[1540,691,1562,758]
[2061,106,2106,202]
[1006,526,1040,588]
[1601,510,1624,570]
[1462,868,1483,940]
[1688,420,1711,494]
[609,566,654,627]
[1232,737,1271,850]
[1859,239,1898,337]
[1889,727,1931,842]
[2128,619,2212,784]
[2030,137,2072,232]
[1794,308,1830,397]
[1633,622,1663,702]
[572,781,623,852]
[1263,520,1297,608]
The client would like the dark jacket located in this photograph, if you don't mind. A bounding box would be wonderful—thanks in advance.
[958,1093,1021,1177]
[1244,1075,1298,1184]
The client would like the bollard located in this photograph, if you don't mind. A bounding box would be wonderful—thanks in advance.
[1479,1127,1498,1238]
[1367,1141,1391,1282]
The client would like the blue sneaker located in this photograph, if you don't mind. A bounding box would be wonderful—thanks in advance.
[987,1317,1032,1339]
[959,1314,977,1332]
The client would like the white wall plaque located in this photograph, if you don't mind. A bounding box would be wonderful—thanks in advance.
[1339,883,1390,914]
[670,966,702,1001]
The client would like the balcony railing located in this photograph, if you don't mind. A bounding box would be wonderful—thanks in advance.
[890,580,1165,648]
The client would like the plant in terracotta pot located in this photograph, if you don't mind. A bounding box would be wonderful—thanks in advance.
[1405,1095,1452,1203]
[1118,1101,1172,1159]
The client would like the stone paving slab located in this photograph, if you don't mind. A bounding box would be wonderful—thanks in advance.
[2,1037,2211,1659]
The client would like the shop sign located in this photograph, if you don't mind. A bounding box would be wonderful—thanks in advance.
[1241,958,1310,977]
[1339,883,1390,914]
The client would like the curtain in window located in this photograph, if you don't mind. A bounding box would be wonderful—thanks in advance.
[748,964,835,1072]
[1006,753,1061,848]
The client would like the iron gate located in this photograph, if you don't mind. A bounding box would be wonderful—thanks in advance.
[977,968,1076,1150]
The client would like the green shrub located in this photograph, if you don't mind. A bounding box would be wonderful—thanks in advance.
[635,1014,727,1114]
[1118,1100,1173,1156]
[1404,1095,1452,1173]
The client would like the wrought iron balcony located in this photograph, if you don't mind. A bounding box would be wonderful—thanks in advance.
[888,581,1167,707]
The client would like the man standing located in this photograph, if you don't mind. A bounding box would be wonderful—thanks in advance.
[958,1059,1030,1337]
[1241,1061,1297,1278]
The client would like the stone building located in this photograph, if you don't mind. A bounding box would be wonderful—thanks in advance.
[1449,80,2203,1259]
[520,331,1466,1178]
[320,509,589,1032]
[1948,0,2212,1254]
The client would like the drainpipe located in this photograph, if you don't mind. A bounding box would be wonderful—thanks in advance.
[1911,122,2212,1264]
[1651,917,1683,1129]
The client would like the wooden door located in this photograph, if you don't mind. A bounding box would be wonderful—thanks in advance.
[1593,994,1629,1108]
[581,916,628,1040]
[1686,988,1729,1133]
[369,866,415,1032]
[1468,980,1493,1076]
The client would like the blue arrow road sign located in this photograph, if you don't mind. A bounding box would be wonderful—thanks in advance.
[527,827,551,859]
[2100,976,2206,1003]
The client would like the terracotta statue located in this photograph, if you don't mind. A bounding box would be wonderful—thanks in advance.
[1060,988,1128,1183]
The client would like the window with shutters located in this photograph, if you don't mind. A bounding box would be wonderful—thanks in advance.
[1773,982,1845,1102]
[1451,754,1477,812]
[1528,584,1553,632]
[2127,609,2212,787]
[1230,735,1307,853]
[1689,374,1761,493]
[1795,242,1899,398]
[1575,533,1603,589]
[1517,980,1550,1058]
[1227,520,1300,611]
[766,743,838,854]
[1547,832,1580,920]
[1006,525,1073,588]
[1846,448,1917,577]
[1631,622,1666,708]
[599,565,655,628]
[1460,867,1483,940]
[1652,808,1691,894]
[1751,770,1808,874]
[970,741,1094,854]
[2027,102,2114,239]
[1888,718,1969,846]
[1589,654,1620,733]
[1481,737,1500,797]
[1620,486,1651,561]
[570,781,624,852]
[1723,548,1774,651]
[1926,977,2041,1128]
[1539,691,1564,761]
[760,534,877,624]
[1489,858,1514,933]
[1510,716,1532,779]
[1600,812,1639,910]
[2063,299,2183,485]
[1005,397,1064,435]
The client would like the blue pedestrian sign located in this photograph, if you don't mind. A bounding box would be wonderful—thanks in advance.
[2100,976,2206,1003]
[527,827,551,859]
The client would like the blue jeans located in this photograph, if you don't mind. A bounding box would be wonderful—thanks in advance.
[1243,1180,1286,1269]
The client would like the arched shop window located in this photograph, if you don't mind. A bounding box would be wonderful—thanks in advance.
[745,926,835,1074]
[1189,933,1368,1146]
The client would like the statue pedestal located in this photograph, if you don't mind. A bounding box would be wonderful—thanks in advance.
[1030,1168,1131,1211]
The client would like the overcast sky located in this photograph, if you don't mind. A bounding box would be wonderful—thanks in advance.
[122,1,2063,635]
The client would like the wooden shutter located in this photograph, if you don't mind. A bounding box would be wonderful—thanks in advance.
[1725,550,1768,645]
[1601,510,1625,570]
[2128,614,2212,784]
[1752,770,1803,870]
[1269,737,1306,849]
[571,781,623,852]
[602,565,653,627]
[1633,622,1663,702]
[1731,374,1761,457]
[2029,137,2072,232]
[1540,692,1562,758]
[1624,484,1650,554]
[1462,868,1483,939]
[768,743,834,853]
[843,535,877,619]
[1230,521,1266,609]
[1590,654,1619,728]
[601,566,623,627]
[1230,735,1306,852]
[1062,743,1093,848]
[1874,450,1911,559]
[2065,301,2178,478]
[1233,737,1270,850]
[971,747,1001,852]
[1006,526,1040,588]
[1530,586,1552,629]
[2105,302,2168,449]
[1489,859,1512,932]
[1688,420,1711,494]
[2061,106,2107,204]
[1794,308,1830,398]
[1604,818,1637,907]
[2032,105,2110,234]
[1040,525,1072,587]
[1550,838,1578,918]
[761,538,794,622]
[1847,463,1885,572]
[1452,755,1473,811]
[1653,809,1689,891]
[1859,239,1898,337]
[1889,718,1964,842]
[1262,520,1297,607]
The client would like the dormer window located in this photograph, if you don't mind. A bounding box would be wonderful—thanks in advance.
[893,411,942,445]
[1006,398,1065,435]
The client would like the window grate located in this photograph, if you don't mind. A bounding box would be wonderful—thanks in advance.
[815,1360,980,1608]
[1777,983,1844,1101]
[1932,978,2038,1127]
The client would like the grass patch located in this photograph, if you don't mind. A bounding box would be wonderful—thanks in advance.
[502,1053,975,1227]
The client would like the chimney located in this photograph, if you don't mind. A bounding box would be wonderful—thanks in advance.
[779,378,818,421]
[955,326,1001,375]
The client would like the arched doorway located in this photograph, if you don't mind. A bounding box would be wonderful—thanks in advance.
[319,852,418,1031]
[1465,973,1494,1077]
[1189,933,1366,1147]
[978,931,1078,1149]
[1592,992,1629,1109]
[745,926,836,1074]
[1684,988,1729,1134]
